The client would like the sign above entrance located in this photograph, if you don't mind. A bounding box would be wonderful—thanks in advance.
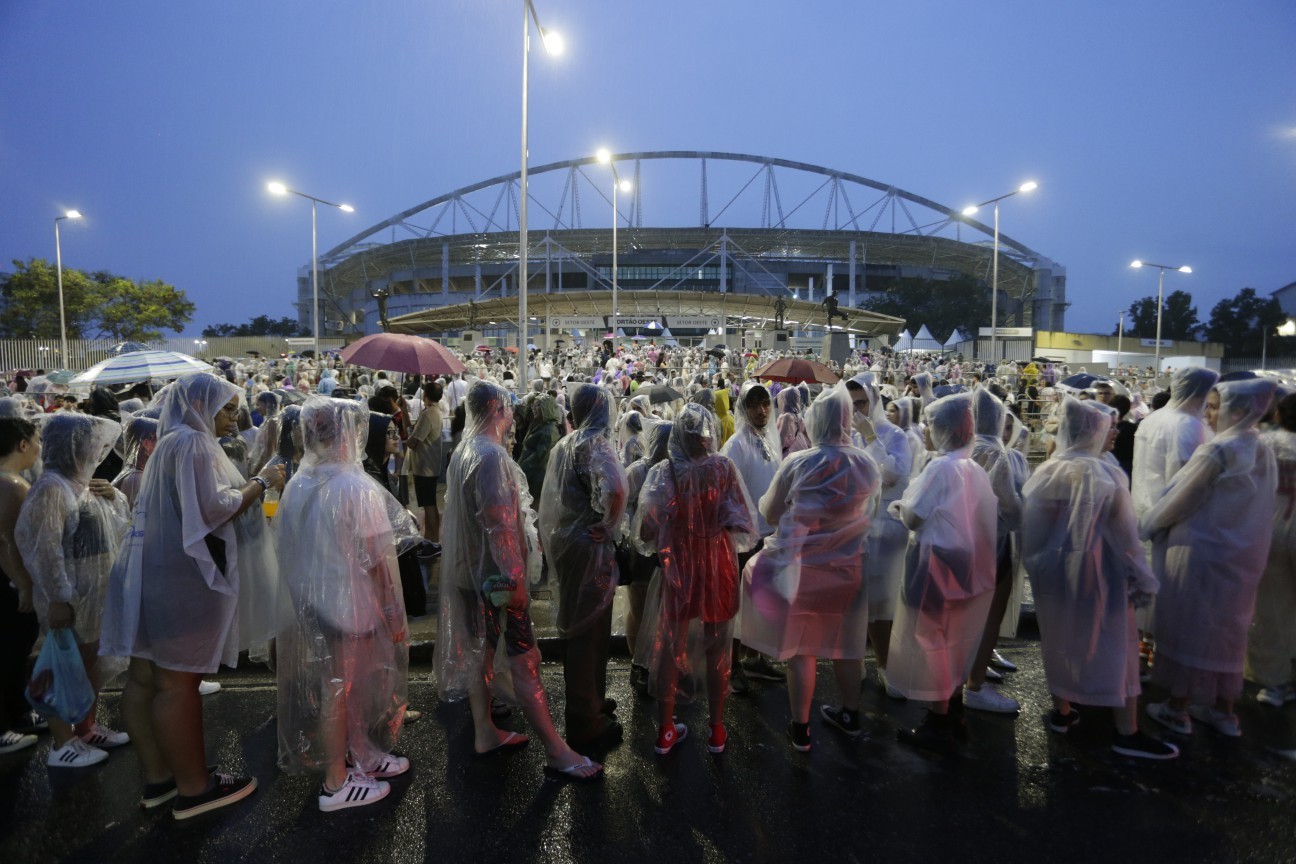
[666,315,723,329]
[548,316,604,330]
[615,316,660,328]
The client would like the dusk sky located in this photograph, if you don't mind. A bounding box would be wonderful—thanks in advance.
[2,1,1293,339]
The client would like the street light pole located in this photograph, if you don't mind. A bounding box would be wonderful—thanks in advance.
[1116,310,1125,373]
[1129,260,1191,382]
[596,149,633,341]
[268,183,353,361]
[519,0,563,389]
[961,181,1037,366]
[53,210,82,368]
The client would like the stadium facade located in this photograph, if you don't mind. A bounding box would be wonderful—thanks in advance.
[295,152,1067,356]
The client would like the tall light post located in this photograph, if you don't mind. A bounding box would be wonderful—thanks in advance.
[1129,260,1191,380]
[54,209,82,368]
[596,148,633,336]
[1116,310,1125,373]
[519,0,564,387]
[962,180,1037,365]
[268,182,354,359]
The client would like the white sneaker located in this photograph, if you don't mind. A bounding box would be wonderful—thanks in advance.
[48,738,108,768]
[80,723,130,749]
[963,684,1020,714]
[0,730,38,754]
[198,680,222,696]
[989,649,1017,672]
[318,772,391,812]
[1187,704,1242,738]
[366,753,410,778]
[1257,685,1295,707]
[877,667,906,700]
[1146,700,1193,735]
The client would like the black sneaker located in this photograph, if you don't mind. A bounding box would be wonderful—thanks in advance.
[741,656,787,681]
[820,705,863,738]
[787,722,811,753]
[172,774,257,820]
[1112,730,1180,761]
[897,713,959,755]
[1048,708,1081,734]
[141,765,219,810]
[729,668,751,695]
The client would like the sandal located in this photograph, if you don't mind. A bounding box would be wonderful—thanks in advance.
[543,756,604,782]
[473,731,530,758]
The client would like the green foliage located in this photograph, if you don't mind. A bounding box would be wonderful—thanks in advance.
[0,258,194,341]
[861,273,990,342]
[202,315,306,338]
[1116,290,1201,340]
[1204,287,1290,358]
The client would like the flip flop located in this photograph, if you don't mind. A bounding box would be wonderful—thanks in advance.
[543,756,604,783]
[473,731,530,758]
[403,709,423,724]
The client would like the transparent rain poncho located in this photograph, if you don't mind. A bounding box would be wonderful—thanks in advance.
[912,371,936,409]
[739,386,879,660]
[16,414,129,643]
[972,387,1023,553]
[435,381,544,703]
[250,391,283,475]
[885,393,998,702]
[99,372,284,673]
[275,397,419,775]
[621,420,672,603]
[1250,416,1296,687]
[853,377,913,623]
[111,416,159,509]
[538,385,628,638]
[894,396,928,478]
[720,382,782,537]
[1131,366,1218,518]
[633,404,757,700]
[518,393,562,501]
[1022,398,1156,707]
[1140,378,1279,702]
[618,411,647,467]
[774,387,810,457]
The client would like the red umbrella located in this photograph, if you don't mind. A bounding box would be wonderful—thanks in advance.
[340,333,466,376]
[752,357,839,385]
[475,345,493,353]
[504,346,519,354]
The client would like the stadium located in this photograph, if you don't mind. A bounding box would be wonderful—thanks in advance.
[297,151,1067,357]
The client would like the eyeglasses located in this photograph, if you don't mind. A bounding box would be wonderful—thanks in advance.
[386,429,400,440]
[217,405,239,416]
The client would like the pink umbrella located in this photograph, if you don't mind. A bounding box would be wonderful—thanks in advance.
[340,333,467,376]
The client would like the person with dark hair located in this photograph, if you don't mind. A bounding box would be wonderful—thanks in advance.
[0,417,42,753]
[436,381,602,780]
[265,404,305,485]
[18,413,131,767]
[1249,392,1296,707]
[87,387,125,482]
[364,412,426,618]
[1109,394,1136,479]
[406,382,444,552]
[539,385,628,750]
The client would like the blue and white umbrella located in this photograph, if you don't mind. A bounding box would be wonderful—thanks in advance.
[71,350,212,386]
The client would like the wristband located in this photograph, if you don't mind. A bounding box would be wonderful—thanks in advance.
[252,476,270,494]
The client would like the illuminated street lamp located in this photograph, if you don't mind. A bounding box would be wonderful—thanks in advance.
[962,180,1037,364]
[1129,260,1192,378]
[1263,318,1296,370]
[518,0,563,386]
[54,209,82,368]
[268,182,354,359]
[596,149,633,336]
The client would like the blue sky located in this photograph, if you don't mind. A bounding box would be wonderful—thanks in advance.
[2,1,1293,337]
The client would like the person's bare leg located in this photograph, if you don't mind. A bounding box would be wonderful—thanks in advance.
[73,641,101,735]
[786,656,816,724]
[467,671,516,754]
[868,621,892,670]
[507,651,598,776]
[704,625,731,725]
[151,668,209,796]
[625,583,648,658]
[1114,697,1138,736]
[968,576,1013,690]
[319,687,349,792]
[121,658,169,784]
[831,659,862,713]
[422,504,441,545]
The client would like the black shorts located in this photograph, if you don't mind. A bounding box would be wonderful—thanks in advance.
[413,474,439,505]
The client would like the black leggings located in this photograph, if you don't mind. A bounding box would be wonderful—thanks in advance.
[0,579,39,729]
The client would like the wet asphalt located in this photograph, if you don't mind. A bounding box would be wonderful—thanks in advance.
[3,624,1295,864]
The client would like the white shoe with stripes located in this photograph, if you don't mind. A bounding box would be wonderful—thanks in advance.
[47,738,108,768]
[80,723,130,749]
[319,772,390,812]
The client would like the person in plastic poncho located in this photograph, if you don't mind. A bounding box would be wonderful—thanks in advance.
[713,388,736,449]
[16,413,131,767]
[435,381,602,781]
[249,390,282,476]
[845,375,911,698]
[720,381,785,687]
[111,415,159,509]
[1140,378,1278,739]
[774,387,810,457]
[1248,392,1296,707]
[633,404,756,756]
[538,385,628,750]
[959,388,1024,714]
[887,396,928,480]
[518,393,562,504]
[740,386,879,749]
[100,373,286,818]
[624,420,671,685]
[275,397,419,811]
[1023,398,1179,760]
[886,393,998,753]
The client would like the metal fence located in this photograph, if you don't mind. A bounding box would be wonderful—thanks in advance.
[1221,356,1296,375]
[0,337,345,374]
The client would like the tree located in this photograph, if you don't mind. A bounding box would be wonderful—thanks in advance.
[862,273,991,343]
[1116,290,1201,340]
[1205,287,1289,358]
[202,315,306,338]
[0,258,194,341]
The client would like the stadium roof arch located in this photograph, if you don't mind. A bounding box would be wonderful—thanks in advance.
[302,151,1065,339]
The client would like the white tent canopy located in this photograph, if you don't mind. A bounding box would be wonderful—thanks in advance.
[893,328,913,352]
[911,325,942,352]
[944,328,970,350]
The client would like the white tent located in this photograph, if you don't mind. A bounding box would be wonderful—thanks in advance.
[911,325,942,352]
[944,328,973,352]
[658,326,678,346]
[893,329,914,352]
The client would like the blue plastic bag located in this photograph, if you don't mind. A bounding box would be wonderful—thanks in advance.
[26,628,95,725]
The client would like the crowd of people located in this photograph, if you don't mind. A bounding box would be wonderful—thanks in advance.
[0,339,1293,822]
